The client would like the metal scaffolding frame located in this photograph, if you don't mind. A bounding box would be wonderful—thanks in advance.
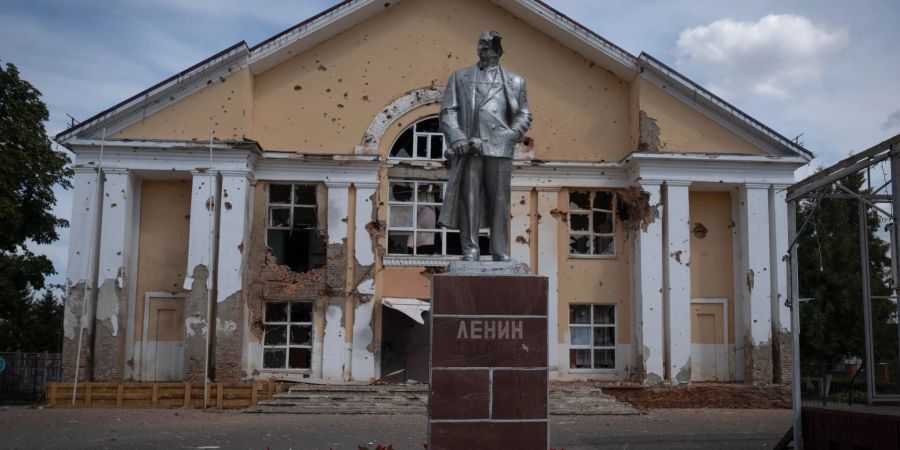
[785,134,900,448]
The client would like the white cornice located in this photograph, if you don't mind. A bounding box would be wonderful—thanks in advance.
[627,151,804,186]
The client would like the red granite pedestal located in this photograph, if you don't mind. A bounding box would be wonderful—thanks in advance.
[428,273,549,450]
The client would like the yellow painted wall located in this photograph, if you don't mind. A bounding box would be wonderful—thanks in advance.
[688,191,735,344]
[133,179,192,342]
[382,267,431,299]
[556,189,633,345]
[115,68,253,141]
[638,79,764,155]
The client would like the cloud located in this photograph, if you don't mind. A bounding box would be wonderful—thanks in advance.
[881,109,900,131]
[675,14,849,98]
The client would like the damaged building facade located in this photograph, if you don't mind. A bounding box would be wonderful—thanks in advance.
[56,0,811,386]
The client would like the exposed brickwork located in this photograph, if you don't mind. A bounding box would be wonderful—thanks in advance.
[183,265,210,383]
[214,291,245,381]
[61,283,92,382]
[91,278,128,381]
[601,383,791,410]
[774,330,793,385]
[745,336,774,385]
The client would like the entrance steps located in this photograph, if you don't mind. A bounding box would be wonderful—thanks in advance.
[245,383,640,415]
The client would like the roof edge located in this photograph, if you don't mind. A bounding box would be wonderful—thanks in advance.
[637,52,814,161]
[55,41,250,143]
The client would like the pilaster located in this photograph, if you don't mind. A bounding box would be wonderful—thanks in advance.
[664,181,692,383]
[633,181,665,384]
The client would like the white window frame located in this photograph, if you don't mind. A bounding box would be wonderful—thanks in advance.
[568,303,617,372]
[261,300,314,372]
[266,183,317,231]
[387,180,456,256]
[568,190,617,258]
[388,116,447,161]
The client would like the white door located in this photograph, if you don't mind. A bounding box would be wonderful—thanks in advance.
[691,302,727,381]
[143,296,185,381]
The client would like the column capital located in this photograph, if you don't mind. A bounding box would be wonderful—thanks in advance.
[101,167,129,175]
[219,169,254,181]
[353,181,379,190]
[73,166,99,174]
[325,181,353,189]
[190,169,213,177]
[665,180,692,187]
[510,185,533,192]
[637,179,664,187]
[536,186,561,193]
[745,182,772,190]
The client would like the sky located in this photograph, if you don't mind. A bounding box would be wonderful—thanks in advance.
[2,0,899,289]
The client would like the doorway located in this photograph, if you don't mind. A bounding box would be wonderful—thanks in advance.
[691,300,728,381]
[141,293,186,381]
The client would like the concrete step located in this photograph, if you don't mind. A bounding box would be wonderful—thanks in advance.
[245,384,640,415]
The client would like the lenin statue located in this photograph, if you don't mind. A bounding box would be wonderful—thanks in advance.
[437,30,533,262]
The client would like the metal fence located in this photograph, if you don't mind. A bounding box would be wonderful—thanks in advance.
[0,352,63,405]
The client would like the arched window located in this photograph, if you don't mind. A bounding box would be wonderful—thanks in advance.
[389,116,446,160]
[385,117,490,259]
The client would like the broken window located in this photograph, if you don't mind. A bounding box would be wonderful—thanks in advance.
[263,301,313,370]
[386,180,490,257]
[568,190,616,256]
[266,183,326,272]
[387,117,490,258]
[389,116,446,160]
[569,304,616,370]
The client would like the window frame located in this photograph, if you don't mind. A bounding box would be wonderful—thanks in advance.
[388,116,447,161]
[568,303,617,372]
[261,300,315,372]
[567,190,617,259]
[266,183,318,231]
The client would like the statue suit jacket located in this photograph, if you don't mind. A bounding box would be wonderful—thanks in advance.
[437,64,532,229]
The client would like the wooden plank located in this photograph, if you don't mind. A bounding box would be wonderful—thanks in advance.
[151,384,159,408]
[85,383,93,408]
[183,383,191,408]
[116,384,124,408]
[49,382,58,407]
[216,383,224,409]
[251,382,259,406]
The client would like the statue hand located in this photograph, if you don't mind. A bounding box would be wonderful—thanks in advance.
[447,140,468,158]
[468,137,483,155]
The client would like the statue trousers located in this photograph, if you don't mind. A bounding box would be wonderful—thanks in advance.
[458,155,512,259]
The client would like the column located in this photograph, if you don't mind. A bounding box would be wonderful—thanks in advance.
[633,181,665,384]
[62,167,103,381]
[509,186,533,266]
[214,170,253,381]
[739,183,774,384]
[536,188,560,378]
[770,185,792,383]
[351,182,378,381]
[322,182,350,381]
[665,181,692,383]
[89,168,134,381]
[182,171,218,382]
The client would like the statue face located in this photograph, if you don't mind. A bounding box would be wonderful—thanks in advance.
[477,31,502,62]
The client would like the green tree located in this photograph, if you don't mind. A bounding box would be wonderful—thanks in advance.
[0,61,71,351]
[798,171,898,382]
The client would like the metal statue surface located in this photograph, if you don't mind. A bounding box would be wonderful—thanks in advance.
[437,30,533,262]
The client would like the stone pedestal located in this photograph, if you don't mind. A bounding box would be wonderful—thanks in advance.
[428,273,549,449]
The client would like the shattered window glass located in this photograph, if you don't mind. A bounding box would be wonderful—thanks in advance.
[263,301,313,370]
[568,190,617,257]
[569,304,616,371]
[267,183,324,273]
[386,117,488,258]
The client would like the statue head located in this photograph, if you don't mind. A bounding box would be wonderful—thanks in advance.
[477,30,503,66]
